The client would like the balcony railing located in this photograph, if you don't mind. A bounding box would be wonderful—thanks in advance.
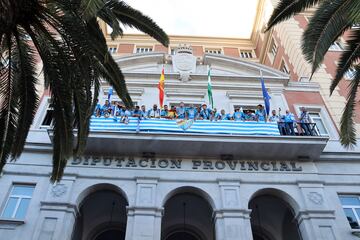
[90,117,281,136]
[45,117,330,161]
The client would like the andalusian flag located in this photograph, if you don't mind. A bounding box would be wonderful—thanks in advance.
[207,67,214,108]
[158,66,165,108]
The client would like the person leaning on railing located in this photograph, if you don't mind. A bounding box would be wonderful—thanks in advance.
[132,106,142,118]
[200,104,212,120]
[244,110,256,121]
[101,100,113,118]
[160,105,170,118]
[269,108,286,135]
[176,102,186,119]
[284,109,296,135]
[255,104,267,122]
[185,105,197,120]
[94,99,102,117]
[298,107,313,136]
[216,109,232,120]
[147,104,161,118]
[232,107,243,121]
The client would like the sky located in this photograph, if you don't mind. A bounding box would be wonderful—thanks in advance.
[121,0,259,39]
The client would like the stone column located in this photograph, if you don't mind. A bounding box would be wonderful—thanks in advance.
[215,181,253,240]
[31,177,77,240]
[125,178,163,240]
[296,182,338,240]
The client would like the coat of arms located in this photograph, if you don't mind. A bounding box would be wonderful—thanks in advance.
[172,44,197,82]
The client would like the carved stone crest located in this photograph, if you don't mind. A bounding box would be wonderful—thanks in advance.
[307,192,323,205]
[172,44,196,82]
[51,184,67,197]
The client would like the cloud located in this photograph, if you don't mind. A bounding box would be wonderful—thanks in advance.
[123,0,259,38]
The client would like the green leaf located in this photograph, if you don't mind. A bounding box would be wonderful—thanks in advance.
[266,0,321,31]
[330,28,360,94]
[100,0,169,47]
[0,34,19,172]
[340,65,360,148]
[302,0,360,75]
[10,28,39,160]
[80,0,105,20]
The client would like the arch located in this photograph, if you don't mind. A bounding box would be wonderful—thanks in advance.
[76,183,129,207]
[161,186,215,210]
[163,224,206,240]
[248,188,300,214]
[89,222,126,240]
[248,188,302,240]
[72,185,128,240]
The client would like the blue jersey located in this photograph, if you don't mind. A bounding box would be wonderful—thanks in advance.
[200,108,211,119]
[284,113,295,122]
[161,110,169,117]
[132,109,142,117]
[244,113,255,121]
[101,104,112,115]
[233,112,244,121]
[176,107,186,119]
[255,109,266,121]
[186,108,197,119]
[124,110,132,117]
[94,103,101,115]
[216,113,231,120]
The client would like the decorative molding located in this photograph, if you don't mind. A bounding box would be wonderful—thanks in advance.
[0,219,25,229]
[165,90,205,98]
[103,87,144,97]
[226,91,262,100]
[307,192,324,205]
[51,184,68,198]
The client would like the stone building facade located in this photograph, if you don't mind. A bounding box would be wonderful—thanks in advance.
[1,1,360,240]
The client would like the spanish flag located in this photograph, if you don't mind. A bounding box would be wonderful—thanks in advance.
[158,66,165,108]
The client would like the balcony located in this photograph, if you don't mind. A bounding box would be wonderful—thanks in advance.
[78,117,329,161]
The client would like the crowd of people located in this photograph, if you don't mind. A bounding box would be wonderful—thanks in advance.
[94,100,317,136]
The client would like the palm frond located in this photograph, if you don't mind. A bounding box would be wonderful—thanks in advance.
[101,0,169,47]
[302,0,360,75]
[26,21,74,182]
[80,0,105,20]
[340,65,360,148]
[10,28,39,160]
[87,18,133,107]
[96,5,123,39]
[266,0,321,31]
[330,28,360,94]
[0,34,19,172]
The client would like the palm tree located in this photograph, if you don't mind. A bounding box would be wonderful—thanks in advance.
[266,0,360,147]
[0,0,169,182]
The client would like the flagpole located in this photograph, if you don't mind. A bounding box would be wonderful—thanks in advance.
[207,65,214,109]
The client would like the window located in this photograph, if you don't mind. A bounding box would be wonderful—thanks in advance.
[309,112,328,136]
[170,48,176,55]
[108,46,117,53]
[345,67,357,80]
[1,185,35,220]
[280,60,290,74]
[339,195,360,229]
[136,47,153,53]
[41,101,54,127]
[240,51,253,59]
[269,38,278,56]
[205,49,222,54]
[329,41,344,51]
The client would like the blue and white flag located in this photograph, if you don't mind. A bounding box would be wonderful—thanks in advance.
[108,87,113,101]
[260,72,271,115]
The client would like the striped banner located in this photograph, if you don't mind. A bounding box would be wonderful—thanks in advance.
[90,117,280,136]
